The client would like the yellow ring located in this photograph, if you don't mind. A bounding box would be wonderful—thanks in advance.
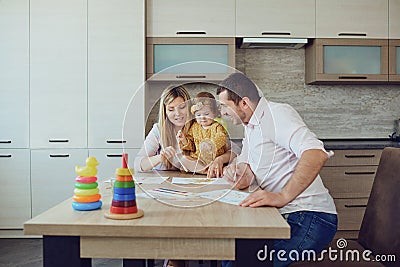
[74,188,99,196]
[115,168,133,176]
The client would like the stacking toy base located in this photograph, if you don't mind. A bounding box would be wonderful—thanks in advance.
[104,209,144,220]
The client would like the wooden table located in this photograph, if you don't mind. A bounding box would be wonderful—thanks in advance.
[24,171,290,267]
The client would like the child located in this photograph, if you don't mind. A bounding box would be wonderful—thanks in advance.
[176,92,227,172]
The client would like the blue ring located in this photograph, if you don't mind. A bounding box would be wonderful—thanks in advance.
[72,201,102,211]
[114,187,135,195]
[113,193,135,201]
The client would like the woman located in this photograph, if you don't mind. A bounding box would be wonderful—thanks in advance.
[134,84,237,176]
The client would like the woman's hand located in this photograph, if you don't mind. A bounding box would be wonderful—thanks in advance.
[207,156,224,178]
[160,146,176,162]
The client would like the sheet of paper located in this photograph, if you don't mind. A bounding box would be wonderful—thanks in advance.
[171,177,230,185]
[137,189,195,200]
[134,176,168,184]
[198,189,249,205]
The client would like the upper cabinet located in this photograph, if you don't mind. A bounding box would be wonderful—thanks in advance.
[389,0,400,39]
[236,0,315,38]
[389,40,400,82]
[146,0,235,37]
[316,0,388,39]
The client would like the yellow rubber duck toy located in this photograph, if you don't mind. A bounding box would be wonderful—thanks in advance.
[75,156,99,177]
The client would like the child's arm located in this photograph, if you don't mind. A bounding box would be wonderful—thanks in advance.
[178,128,195,152]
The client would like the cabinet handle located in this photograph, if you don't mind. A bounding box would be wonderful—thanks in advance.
[262,32,291,36]
[345,171,375,175]
[0,154,12,158]
[345,154,375,158]
[106,154,123,158]
[49,154,70,158]
[338,76,367,80]
[106,140,127,144]
[176,75,207,79]
[0,140,12,144]
[345,204,367,208]
[176,31,206,35]
[338,32,367,37]
[49,139,69,143]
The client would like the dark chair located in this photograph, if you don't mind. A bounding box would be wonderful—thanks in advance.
[291,147,400,267]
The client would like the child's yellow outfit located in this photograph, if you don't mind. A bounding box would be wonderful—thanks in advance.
[179,121,227,165]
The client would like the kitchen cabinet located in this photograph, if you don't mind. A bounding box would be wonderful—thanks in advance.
[0,149,31,229]
[30,149,88,217]
[305,39,389,84]
[236,0,315,38]
[389,0,400,39]
[146,0,235,37]
[0,0,29,149]
[321,149,382,239]
[389,40,400,82]
[316,0,388,39]
[88,0,145,149]
[88,149,139,181]
[30,0,87,149]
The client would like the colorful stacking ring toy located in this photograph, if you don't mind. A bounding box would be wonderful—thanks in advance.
[116,175,133,182]
[115,168,133,176]
[114,181,135,188]
[74,188,99,196]
[113,187,135,195]
[72,201,102,211]
[112,200,136,207]
[75,182,98,190]
[76,176,97,183]
[110,206,137,214]
[113,193,135,202]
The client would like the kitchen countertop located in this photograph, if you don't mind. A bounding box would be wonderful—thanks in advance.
[322,138,400,150]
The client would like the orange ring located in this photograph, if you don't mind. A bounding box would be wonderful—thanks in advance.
[116,175,133,182]
[73,194,101,203]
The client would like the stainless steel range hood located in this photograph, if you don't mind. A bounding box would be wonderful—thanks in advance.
[240,38,308,49]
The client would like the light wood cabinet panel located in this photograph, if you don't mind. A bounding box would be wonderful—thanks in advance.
[305,39,389,84]
[389,40,400,82]
[0,149,31,229]
[316,0,388,39]
[236,0,315,38]
[88,0,145,149]
[146,0,235,37]
[324,149,382,166]
[334,198,368,231]
[0,0,29,148]
[31,149,88,217]
[389,0,400,39]
[30,0,87,148]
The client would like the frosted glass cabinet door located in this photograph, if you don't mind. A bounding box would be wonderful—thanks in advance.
[0,0,29,148]
[30,0,87,148]
[0,149,31,229]
[88,0,145,149]
[31,149,88,217]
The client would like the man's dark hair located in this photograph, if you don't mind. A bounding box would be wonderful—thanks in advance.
[216,73,261,105]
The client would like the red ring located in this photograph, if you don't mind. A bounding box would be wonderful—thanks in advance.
[110,206,138,214]
[112,200,136,207]
[76,176,97,183]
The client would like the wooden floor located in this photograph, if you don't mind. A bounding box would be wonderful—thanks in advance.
[0,238,216,267]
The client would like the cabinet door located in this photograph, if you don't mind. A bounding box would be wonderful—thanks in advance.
[147,0,235,37]
[30,0,87,148]
[0,0,29,148]
[236,0,315,38]
[316,0,388,38]
[389,40,400,82]
[0,149,30,229]
[31,149,88,217]
[88,149,139,182]
[389,0,400,39]
[305,39,389,84]
[88,0,145,149]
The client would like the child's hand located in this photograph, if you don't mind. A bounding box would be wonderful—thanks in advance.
[176,130,187,145]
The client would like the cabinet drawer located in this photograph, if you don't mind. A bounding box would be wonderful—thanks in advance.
[321,166,376,198]
[335,198,368,231]
[324,149,382,166]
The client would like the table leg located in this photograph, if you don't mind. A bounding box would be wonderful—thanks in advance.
[235,239,273,267]
[43,236,91,267]
[122,259,146,267]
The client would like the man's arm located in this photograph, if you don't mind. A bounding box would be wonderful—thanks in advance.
[240,149,328,208]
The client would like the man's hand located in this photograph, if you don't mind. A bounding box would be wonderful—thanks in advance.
[223,162,255,189]
[240,190,288,208]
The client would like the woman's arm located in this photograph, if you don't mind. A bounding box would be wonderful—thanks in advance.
[133,124,163,172]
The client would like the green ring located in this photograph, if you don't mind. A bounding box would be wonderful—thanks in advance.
[114,181,135,188]
[75,182,98,190]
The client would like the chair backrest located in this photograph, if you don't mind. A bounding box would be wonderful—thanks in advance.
[358,147,400,267]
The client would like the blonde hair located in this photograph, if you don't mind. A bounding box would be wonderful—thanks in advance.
[159,85,192,169]
[191,91,219,116]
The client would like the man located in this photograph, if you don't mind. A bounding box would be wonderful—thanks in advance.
[217,73,337,267]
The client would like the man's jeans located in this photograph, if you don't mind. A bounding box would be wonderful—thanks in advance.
[221,211,338,267]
